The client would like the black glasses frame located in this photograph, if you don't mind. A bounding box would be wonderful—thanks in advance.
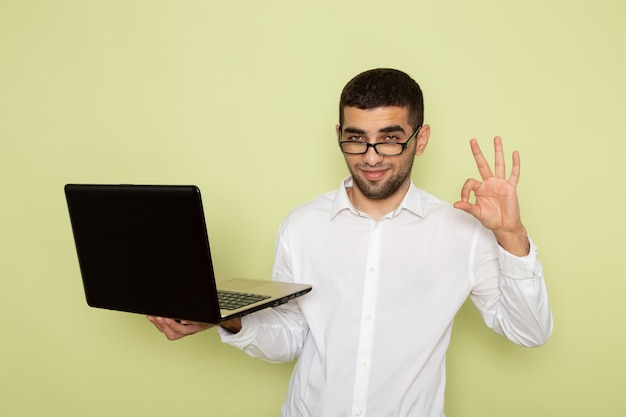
[338,125,422,156]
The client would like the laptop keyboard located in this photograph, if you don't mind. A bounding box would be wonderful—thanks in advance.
[218,290,271,311]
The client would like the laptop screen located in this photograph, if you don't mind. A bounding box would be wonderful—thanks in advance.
[65,184,222,323]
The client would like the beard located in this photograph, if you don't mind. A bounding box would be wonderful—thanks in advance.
[348,157,415,200]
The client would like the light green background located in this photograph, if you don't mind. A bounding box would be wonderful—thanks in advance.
[1,0,624,416]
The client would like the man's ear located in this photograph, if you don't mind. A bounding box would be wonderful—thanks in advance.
[414,124,430,156]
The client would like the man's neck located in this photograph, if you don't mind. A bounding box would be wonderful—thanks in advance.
[346,181,410,221]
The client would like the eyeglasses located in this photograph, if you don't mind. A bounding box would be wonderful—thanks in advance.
[338,126,422,156]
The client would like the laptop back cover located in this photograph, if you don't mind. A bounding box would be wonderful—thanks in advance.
[65,184,222,324]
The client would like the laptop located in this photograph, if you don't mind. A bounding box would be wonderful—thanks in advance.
[64,184,312,324]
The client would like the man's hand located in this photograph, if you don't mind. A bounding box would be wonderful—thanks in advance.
[147,316,214,341]
[453,136,530,256]
[147,316,242,340]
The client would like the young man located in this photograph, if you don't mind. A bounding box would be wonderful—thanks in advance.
[149,68,552,417]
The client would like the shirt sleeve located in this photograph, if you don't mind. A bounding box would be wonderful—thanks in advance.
[217,300,308,363]
[469,234,553,347]
[217,219,310,362]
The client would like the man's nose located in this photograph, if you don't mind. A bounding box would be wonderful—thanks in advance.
[362,144,384,165]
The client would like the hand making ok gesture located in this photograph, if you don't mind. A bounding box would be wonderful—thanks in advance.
[453,136,530,256]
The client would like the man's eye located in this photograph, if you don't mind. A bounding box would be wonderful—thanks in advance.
[348,136,365,142]
[383,135,400,142]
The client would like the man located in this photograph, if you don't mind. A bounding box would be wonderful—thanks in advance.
[149,68,552,417]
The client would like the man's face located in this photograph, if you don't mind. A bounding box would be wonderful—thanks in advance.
[338,106,428,201]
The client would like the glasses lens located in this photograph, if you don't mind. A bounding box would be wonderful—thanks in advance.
[375,143,403,156]
[340,142,405,155]
[341,142,367,154]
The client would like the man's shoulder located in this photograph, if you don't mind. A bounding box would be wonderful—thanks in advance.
[274,190,337,239]
[412,186,482,228]
[410,186,454,215]
[284,189,337,221]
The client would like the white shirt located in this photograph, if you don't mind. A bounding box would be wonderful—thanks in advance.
[219,178,552,417]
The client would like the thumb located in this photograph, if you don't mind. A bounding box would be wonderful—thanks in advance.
[453,200,481,221]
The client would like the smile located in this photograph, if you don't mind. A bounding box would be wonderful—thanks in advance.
[361,169,388,181]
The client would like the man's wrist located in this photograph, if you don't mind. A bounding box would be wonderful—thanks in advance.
[495,225,530,257]
[220,318,242,334]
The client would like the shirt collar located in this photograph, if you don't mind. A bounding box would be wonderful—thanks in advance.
[330,176,424,220]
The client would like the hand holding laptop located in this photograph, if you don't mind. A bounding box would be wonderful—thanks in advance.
[147,316,242,340]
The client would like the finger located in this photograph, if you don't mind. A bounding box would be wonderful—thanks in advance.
[508,150,521,187]
[147,315,168,333]
[453,199,482,221]
[454,178,483,219]
[469,139,493,180]
[179,320,206,325]
[458,177,482,203]
[160,318,195,338]
[148,316,187,340]
[493,136,506,179]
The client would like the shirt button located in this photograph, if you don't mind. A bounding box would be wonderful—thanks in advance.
[369,267,376,273]
[356,412,362,417]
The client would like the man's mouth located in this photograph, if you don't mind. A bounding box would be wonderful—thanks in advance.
[360,169,388,181]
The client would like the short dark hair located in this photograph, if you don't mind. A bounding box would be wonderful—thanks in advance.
[339,68,424,129]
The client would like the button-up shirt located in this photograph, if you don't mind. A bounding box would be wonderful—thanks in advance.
[219,178,552,417]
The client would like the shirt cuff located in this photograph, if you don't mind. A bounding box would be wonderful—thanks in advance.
[498,236,543,279]
[217,314,260,349]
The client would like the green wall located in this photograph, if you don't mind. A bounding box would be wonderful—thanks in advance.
[2,0,624,416]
